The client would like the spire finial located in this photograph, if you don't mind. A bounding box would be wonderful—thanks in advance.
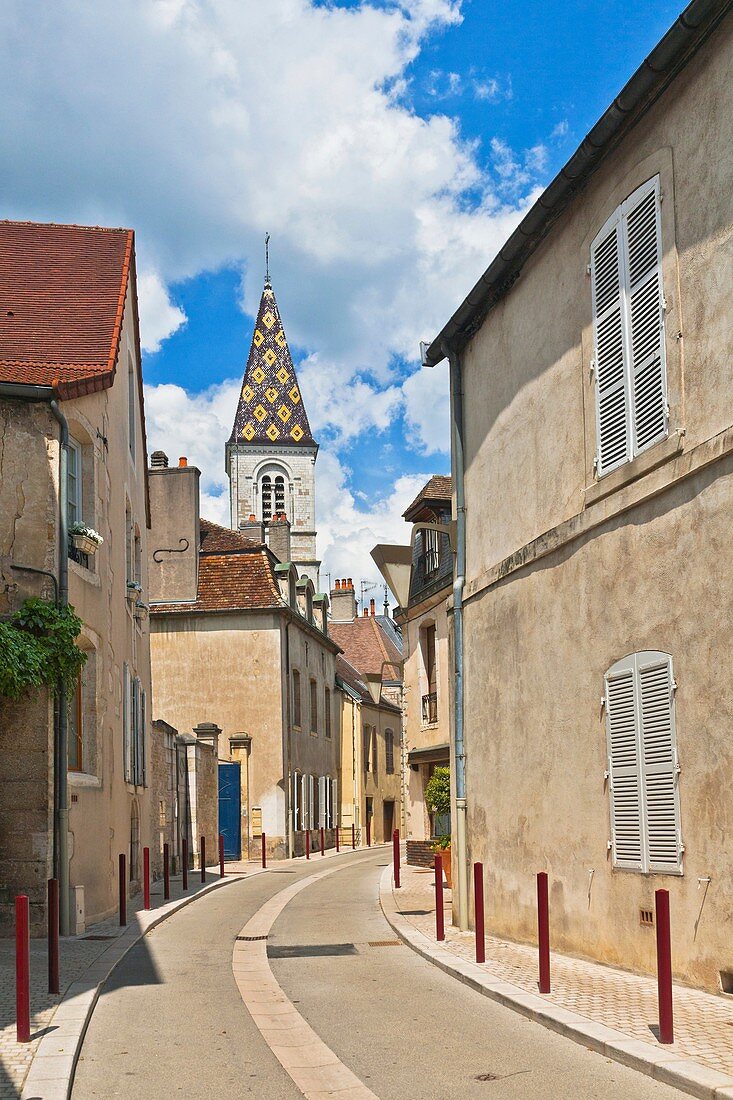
[265,232,271,288]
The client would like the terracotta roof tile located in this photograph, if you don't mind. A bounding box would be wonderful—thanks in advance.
[329,616,403,681]
[403,474,452,520]
[199,518,262,554]
[0,220,134,398]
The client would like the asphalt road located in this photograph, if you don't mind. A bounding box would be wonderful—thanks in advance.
[72,850,682,1099]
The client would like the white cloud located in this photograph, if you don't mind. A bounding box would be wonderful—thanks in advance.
[137,271,187,353]
[551,119,569,139]
[298,354,403,445]
[402,358,450,454]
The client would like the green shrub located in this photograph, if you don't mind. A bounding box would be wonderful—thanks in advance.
[0,599,86,700]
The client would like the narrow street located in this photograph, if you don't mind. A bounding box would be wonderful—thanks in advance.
[72,851,682,1099]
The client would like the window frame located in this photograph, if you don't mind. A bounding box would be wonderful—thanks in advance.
[324,687,332,739]
[385,729,394,775]
[292,668,302,728]
[67,437,83,528]
[309,678,318,734]
[68,673,84,772]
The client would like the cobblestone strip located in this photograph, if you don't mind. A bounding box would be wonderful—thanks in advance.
[379,864,733,1100]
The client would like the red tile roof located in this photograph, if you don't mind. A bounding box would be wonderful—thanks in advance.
[199,518,262,554]
[403,474,452,521]
[329,616,403,681]
[0,221,134,398]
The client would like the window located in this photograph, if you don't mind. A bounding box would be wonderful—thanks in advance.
[128,354,136,463]
[385,729,395,774]
[310,679,318,733]
[423,527,440,577]
[363,726,370,774]
[261,475,273,520]
[123,665,147,786]
[307,773,314,828]
[325,687,332,739]
[300,773,308,829]
[591,176,667,478]
[259,467,289,522]
[68,674,83,771]
[318,776,326,828]
[67,438,82,528]
[372,727,378,775]
[421,623,437,723]
[605,652,682,874]
[292,669,302,727]
[312,774,319,829]
[292,771,302,831]
[125,502,134,585]
[134,526,142,587]
[274,475,285,514]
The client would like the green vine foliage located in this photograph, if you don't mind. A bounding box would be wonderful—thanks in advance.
[0,599,87,701]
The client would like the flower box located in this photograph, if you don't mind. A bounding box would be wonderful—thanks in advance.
[71,533,98,555]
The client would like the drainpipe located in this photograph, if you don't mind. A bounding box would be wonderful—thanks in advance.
[443,343,469,931]
[284,617,293,858]
[0,383,71,934]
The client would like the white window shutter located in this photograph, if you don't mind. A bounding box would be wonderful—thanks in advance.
[591,215,629,475]
[318,776,326,828]
[122,664,131,783]
[623,179,667,456]
[638,654,682,873]
[605,660,644,870]
[140,689,147,787]
[331,778,337,829]
[308,774,314,828]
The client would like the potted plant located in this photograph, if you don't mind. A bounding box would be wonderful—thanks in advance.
[126,580,142,601]
[425,765,452,888]
[69,522,103,555]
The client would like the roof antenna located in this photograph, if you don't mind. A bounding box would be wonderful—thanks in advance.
[265,232,271,288]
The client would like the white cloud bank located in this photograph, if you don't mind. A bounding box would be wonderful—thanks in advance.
[1,0,548,583]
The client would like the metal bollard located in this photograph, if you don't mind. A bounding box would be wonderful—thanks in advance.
[366,819,371,847]
[474,862,485,964]
[305,829,310,860]
[351,823,356,849]
[537,872,550,993]
[143,847,151,910]
[435,855,445,941]
[261,832,267,869]
[656,889,674,1043]
[393,829,401,889]
[163,843,170,900]
[119,853,127,925]
[16,895,30,1043]
[182,837,188,891]
[219,834,225,878]
[200,836,206,883]
[48,879,60,995]
[320,826,325,857]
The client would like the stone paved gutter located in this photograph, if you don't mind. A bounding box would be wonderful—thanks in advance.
[379,863,733,1100]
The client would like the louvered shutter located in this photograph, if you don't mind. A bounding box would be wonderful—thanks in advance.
[292,773,300,831]
[638,654,682,873]
[318,776,326,827]
[591,214,629,475]
[300,773,307,830]
[605,660,644,869]
[331,778,337,829]
[123,664,131,783]
[139,689,147,787]
[307,773,314,828]
[623,179,667,455]
[132,677,141,785]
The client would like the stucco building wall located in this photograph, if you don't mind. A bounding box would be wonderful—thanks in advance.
[458,18,733,990]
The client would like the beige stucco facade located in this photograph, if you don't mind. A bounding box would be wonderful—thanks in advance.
[337,684,402,846]
[0,273,154,931]
[452,17,733,991]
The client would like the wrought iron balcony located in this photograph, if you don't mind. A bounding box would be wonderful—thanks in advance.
[422,691,438,724]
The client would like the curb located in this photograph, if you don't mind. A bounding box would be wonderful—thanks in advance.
[378,866,733,1100]
[20,872,248,1100]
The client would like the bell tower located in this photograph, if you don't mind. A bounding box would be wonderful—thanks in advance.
[225,264,320,589]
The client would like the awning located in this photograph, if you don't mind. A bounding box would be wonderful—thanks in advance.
[407,743,450,765]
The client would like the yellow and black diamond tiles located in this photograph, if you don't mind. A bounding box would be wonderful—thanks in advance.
[228,283,315,448]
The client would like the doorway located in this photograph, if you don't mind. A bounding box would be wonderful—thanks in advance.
[383,800,395,842]
[218,761,242,860]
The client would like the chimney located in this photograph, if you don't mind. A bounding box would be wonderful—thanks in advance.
[267,512,291,564]
[148,454,200,603]
[193,721,221,757]
[179,456,188,467]
[330,577,356,623]
[239,513,265,542]
[370,598,376,617]
[363,607,369,617]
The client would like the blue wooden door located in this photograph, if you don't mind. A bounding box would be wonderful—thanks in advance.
[218,762,241,860]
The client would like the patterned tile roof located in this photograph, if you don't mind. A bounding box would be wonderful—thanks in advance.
[229,280,316,449]
[153,518,282,615]
[0,221,134,399]
[329,616,403,682]
[403,474,452,520]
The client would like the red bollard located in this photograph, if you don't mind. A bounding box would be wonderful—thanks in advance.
[366,819,371,847]
[143,847,151,909]
[200,836,206,883]
[351,823,356,849]
[393,829,401,889]
[656,889,674,1043]
[305,829,310,860]
[16,895,30,1043]
[163,843,170,900]
[320,826,325,857]
[435,855,445,941]
[474,862,485,964]
[119,853,127,925]
[48,878,60,995]
[182,837,188,891]
[537,872,550,993]
[219,834,225,878]
[261,832,267,869]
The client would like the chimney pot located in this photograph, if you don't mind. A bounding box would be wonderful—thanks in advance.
[249,513,256,522]
[370,598,375,616]
[347,577,353,590]
[335,579,341,590]
[363,607,369,617]
[179,456,188,468]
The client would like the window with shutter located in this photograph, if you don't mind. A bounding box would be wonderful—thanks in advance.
[122,664,132,783]
[318,776,326,827]
[591,177,667,477]
[605,651,682,875]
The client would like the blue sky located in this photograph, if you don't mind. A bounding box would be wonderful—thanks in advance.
[0,0,683,587]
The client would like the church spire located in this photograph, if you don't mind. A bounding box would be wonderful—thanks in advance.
[228,268,316,449]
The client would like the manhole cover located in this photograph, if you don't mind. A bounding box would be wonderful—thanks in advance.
[368,940,401,947]
[237,935,268,941]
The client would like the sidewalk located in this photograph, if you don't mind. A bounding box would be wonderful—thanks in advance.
[380,862,733,1100]
[0,865,247,1099]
